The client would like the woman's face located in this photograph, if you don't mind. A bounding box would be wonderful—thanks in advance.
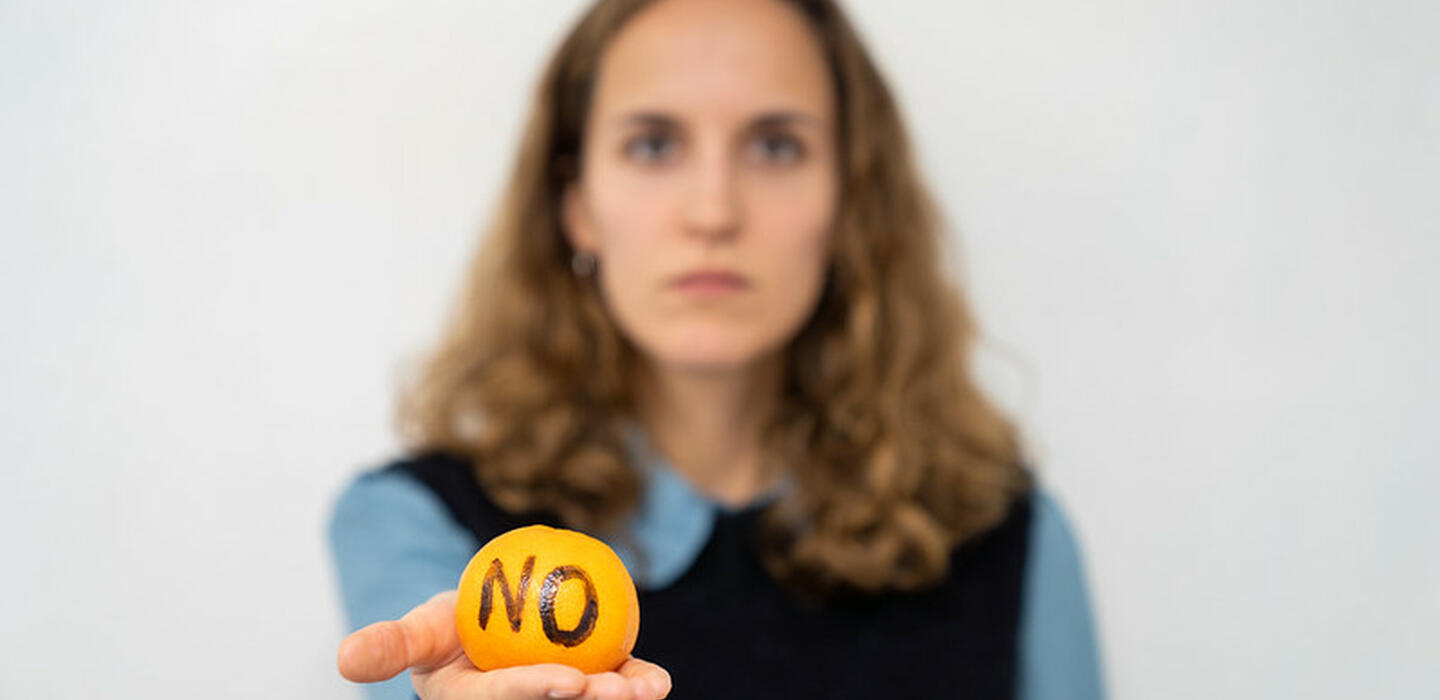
[563,0,838,375]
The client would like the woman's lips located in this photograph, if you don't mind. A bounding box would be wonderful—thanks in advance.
[670,270,749,296]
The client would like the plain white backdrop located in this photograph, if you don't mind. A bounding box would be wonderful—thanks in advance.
[2,0,1436,697]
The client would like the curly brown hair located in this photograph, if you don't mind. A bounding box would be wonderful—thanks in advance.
[398,0,1032,597]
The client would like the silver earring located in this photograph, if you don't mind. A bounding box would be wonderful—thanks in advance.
[571,251,597,277]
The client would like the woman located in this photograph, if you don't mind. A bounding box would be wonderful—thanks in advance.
[329,1,1105,699]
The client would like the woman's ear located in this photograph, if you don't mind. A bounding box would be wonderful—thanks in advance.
[561,180,596,255]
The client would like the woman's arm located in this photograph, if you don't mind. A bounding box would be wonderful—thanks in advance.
[328,468,479,700]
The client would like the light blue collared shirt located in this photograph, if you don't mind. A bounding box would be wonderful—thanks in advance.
[328,443,1106,700]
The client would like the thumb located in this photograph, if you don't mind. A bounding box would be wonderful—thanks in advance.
[338,590,462,683]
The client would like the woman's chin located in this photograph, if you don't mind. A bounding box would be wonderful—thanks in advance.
[622,317,793,377]
[643,336,776,377]
[652,349,760,376]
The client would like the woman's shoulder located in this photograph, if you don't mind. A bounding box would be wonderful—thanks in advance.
[1022,485,1098,605]
[327,452,479,552]
[1002,466,1088,572]
[331,450,556,545]
[1027,488,1082,559]
[1016,484,1107,700]
[330,452,469,527]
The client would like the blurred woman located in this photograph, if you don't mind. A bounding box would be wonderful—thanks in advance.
[329,1,1105,698]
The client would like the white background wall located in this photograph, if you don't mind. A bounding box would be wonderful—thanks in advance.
[2,0,1435,697]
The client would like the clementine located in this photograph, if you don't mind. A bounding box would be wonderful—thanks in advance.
[454,524,640,674]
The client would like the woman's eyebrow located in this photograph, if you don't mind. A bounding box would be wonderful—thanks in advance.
[749,111,824,130]
[614,112,679,131]
[611,110,824,131]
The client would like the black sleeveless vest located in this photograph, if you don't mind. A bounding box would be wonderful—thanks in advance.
[388,452,1033,700]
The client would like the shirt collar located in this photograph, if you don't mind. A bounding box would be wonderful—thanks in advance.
[603,424,793,590]
[603,425,717,590]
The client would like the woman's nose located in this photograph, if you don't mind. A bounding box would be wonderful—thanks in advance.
[681,146,741,243]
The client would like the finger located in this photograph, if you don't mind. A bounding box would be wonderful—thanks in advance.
[625,674,655,700]
[616,657,671,700]
[418,660,586,700]
[582,671,636,700]
[337,590,461,683]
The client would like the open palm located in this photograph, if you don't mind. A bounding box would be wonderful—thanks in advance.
[337,590,671,700]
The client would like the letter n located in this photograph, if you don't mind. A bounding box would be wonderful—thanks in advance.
[477,555,535,633]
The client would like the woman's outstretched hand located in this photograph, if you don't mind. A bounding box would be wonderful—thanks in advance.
[337,590,671,700]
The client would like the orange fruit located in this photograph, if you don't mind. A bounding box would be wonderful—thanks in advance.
[454,524,640,674]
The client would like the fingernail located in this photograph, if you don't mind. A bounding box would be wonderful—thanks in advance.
[547,688,582,699]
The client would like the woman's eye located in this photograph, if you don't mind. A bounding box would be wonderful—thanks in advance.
[750,134,804,164]
[624,134,676,163]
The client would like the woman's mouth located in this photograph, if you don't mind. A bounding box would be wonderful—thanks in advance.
[670,269,750,296]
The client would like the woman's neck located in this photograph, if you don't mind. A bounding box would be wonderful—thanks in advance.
[634,355,783,507]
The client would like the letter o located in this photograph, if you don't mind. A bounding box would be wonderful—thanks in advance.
[538,565,600,647]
